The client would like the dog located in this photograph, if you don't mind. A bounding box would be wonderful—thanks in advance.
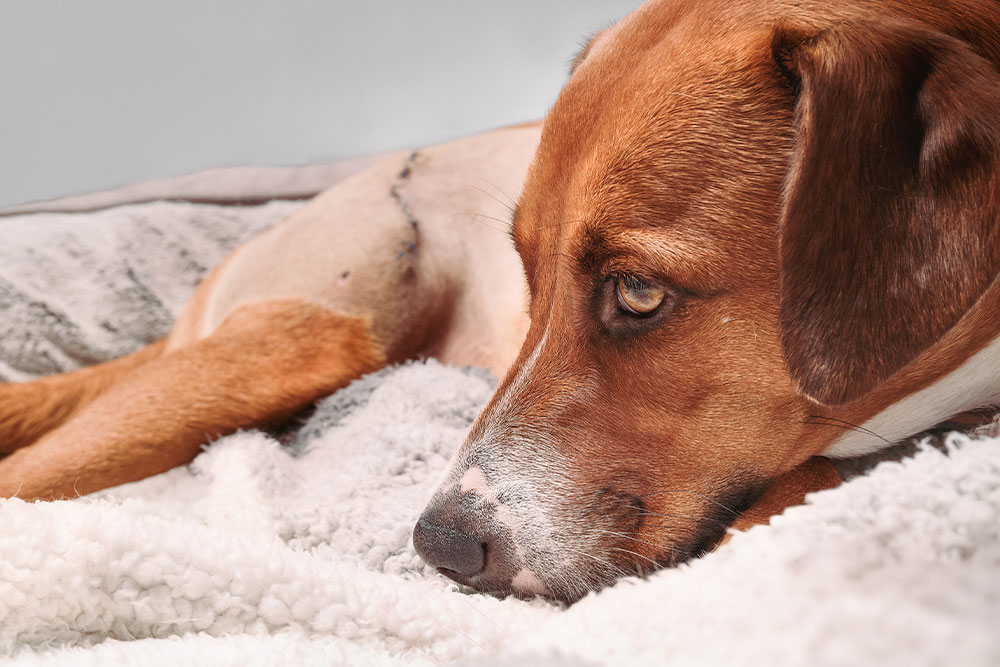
[2,0,1000,603]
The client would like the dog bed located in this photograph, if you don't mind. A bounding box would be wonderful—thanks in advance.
[0,170,998,666]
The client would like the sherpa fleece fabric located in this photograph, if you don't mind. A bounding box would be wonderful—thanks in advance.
[1,199,998,666]
[0,361,998,666]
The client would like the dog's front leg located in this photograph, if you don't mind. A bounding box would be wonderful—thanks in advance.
[725,457,841,538]
[0,298,384,501]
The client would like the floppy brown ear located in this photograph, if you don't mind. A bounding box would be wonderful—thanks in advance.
[774,22,1000,406]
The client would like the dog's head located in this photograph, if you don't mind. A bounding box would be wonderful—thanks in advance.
[414,0,1000,602]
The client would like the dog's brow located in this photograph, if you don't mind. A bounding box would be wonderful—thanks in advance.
[578,226,728,292]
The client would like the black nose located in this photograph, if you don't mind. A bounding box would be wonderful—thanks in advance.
[412,515,486,579]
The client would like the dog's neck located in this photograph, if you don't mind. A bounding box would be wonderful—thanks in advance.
[824,331,1000,458]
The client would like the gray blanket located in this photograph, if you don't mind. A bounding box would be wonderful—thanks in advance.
[0,200,303,382]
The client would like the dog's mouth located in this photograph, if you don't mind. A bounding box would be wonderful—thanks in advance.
[413,463,763,603]
[414,508,720,603]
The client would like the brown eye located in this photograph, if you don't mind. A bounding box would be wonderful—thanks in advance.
[615,275,666,315]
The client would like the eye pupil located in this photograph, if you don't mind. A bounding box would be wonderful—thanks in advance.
[616,275,666,315]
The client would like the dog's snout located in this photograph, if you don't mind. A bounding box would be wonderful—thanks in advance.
[412,516,485,579]
[413,487,535,595]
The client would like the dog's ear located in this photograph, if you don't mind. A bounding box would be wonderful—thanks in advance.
[773,22,1000,406]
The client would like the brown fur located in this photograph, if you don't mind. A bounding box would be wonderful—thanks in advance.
[480,0,1000,574]
[727,457,841,536]
[0,299,383,500]
[2,0,999,600]
[775,20,1000,405]
[0,340,166,454]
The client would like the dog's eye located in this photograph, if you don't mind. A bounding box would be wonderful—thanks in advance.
[615,275,666,315]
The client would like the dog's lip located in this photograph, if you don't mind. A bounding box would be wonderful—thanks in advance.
[435,566,472,586]
[434,566,558,601]
[432,549,669,603]
[436,568,508,596]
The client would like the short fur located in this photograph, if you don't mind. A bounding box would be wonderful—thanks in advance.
[776,21,1000,405]
[2,0,998,602]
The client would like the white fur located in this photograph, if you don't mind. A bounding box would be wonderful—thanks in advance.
[464,316,570,593]
[2,363,998,666]
[486,317,550,424]
[825,333,1000,458]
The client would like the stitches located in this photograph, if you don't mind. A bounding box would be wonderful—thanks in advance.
[389,152,420,259]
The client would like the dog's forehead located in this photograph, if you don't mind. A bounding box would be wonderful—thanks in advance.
[514,6,789,294]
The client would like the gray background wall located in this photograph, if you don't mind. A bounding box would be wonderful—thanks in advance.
[0,1,641,209]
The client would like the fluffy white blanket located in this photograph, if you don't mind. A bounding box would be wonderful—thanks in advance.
[1,199,998,666]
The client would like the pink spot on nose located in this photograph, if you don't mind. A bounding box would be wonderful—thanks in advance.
[460,466,489,494]
[511,568,549,596]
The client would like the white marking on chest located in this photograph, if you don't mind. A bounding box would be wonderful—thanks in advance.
[825,332,1000,458]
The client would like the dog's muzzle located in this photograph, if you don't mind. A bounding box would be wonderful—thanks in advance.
[412,482,546,596]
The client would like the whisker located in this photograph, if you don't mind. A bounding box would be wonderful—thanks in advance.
[465,183,516,214]
[449,212,510,235]
[562,545,630,578]
[556,565,594,602]
[635,508,729,526]
[451,211,513,227]
[803,415,891,445]
[464,176,518,210]
[608,546,661,569]
[638,489,740,517]
[428,621,486,651]
[589,528,685,557]
[455,595,502,630]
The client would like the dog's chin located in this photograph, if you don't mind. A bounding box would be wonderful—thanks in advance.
[445,571,607,605]
[439,570,556,602]
[546,532,733,603]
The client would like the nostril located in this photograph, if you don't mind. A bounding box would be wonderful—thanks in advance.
[413,517,486,578]
[435,542,488,579]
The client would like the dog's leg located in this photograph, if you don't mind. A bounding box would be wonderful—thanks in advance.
[0,298,384,500]
[0,341,166,454]
[726,457,841,536]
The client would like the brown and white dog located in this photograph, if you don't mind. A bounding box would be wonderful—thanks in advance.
[2,0,1000,603]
